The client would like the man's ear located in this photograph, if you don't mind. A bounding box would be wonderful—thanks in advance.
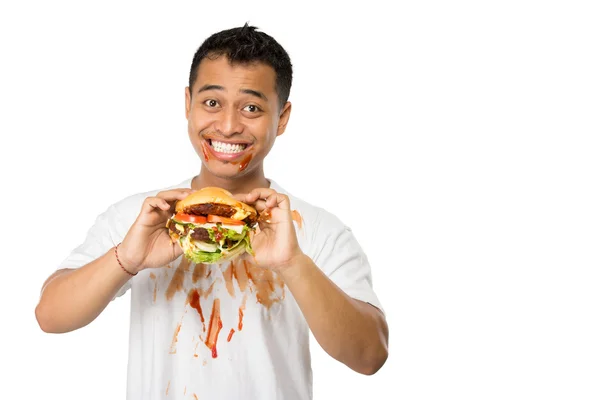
[276,101,292,137]
[185,87,191,119]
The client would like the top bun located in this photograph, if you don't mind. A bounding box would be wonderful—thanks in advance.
[175,187,257,221]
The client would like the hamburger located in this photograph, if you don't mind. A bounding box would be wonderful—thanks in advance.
[166,187,258,264]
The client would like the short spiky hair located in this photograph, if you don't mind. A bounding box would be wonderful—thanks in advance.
[189,24,293,109]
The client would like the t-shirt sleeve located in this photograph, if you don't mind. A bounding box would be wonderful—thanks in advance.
[56,204,131,299]
[310,210,384,315]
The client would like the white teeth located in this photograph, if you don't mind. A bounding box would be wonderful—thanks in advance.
[211,140,246,154]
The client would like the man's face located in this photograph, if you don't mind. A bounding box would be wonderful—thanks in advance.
[185,56,291,179]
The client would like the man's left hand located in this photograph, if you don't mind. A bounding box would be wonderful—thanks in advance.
[235,188,303,271]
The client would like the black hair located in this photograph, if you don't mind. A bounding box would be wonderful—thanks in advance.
[189,23,293,109]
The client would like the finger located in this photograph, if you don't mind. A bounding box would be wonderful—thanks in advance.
[250,199,269,212]
[243,188,278,204]
[156,189,196,202]
[232,193,249,202]
[143,197,171,212]
[266,193,281,209]
[243,188,290,211]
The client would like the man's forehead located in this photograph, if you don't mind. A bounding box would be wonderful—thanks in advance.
[195,56,276,91]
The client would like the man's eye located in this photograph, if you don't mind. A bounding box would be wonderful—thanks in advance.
[204,99,219,107]
[243,105,260,113]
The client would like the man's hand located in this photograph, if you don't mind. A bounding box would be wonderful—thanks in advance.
[118,189,194,273]
[235,188,303,271]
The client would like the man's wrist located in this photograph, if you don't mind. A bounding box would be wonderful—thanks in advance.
[114,243,140,276]
[278,252,312,283]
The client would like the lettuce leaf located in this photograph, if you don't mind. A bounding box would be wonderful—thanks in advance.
[186,250,223,264]
[243,234,254,255]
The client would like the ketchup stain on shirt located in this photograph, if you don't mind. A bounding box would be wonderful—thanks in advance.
[205,298,223,358]
[192,263,207,284]
[187,289,205,331]
[166,257,191,301]
[247,264,286,309]
[222,262,235,297]
[291,210,303,230]
[227,328,235,342]
[238,293,247,331]
[232,260,251,292]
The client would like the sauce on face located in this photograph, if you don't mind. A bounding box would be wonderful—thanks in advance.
[239,153,253,172]
[201,141,210,162]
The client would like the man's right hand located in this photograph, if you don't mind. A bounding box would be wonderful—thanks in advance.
[118,189,194,274]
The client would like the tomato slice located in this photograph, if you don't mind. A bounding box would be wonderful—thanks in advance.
[174,212,207,224]
[207,214,245,225]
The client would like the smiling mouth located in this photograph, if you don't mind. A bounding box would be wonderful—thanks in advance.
[207,139,249,154]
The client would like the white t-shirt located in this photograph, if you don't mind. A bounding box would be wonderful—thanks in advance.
[57,177,383,400]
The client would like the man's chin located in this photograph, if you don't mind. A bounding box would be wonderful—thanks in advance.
[202,163,254,179]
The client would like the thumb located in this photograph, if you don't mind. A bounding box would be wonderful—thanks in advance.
[233,193,249,203]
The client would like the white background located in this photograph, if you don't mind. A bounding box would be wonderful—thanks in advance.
[1,0,599,399]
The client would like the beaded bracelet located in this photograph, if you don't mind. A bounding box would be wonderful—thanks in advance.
[115,243,137,276]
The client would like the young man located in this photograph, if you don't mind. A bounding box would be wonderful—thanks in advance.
[36,24,388,399]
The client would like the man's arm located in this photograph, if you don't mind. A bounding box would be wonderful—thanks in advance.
[35,189,194,334]
[235,188,389,375]
[281,253,389,375]
[35,250,133,333]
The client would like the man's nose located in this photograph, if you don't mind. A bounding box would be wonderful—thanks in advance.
[214,108,243,137]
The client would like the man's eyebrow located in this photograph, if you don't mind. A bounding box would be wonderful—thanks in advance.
[240,88,268,102]
[197,84,225,94]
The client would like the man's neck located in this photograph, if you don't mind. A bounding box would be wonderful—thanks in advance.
[191,165,271,195]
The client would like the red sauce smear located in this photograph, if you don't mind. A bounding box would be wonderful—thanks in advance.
[227,328,235,342]
[205,298,222,358]
[169,322,182,354]
[192,263,207,283]
[239,153,253,172]
[291,209,303,229]
[198,279,217,299]
[247,265,286,309]
[187,289,205,331]
[165,257,191,301]
[239,293,247,331]
[193,341,200,358]
[201,141,210,162]
[223,262,235,297]
[233,260,250,292]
